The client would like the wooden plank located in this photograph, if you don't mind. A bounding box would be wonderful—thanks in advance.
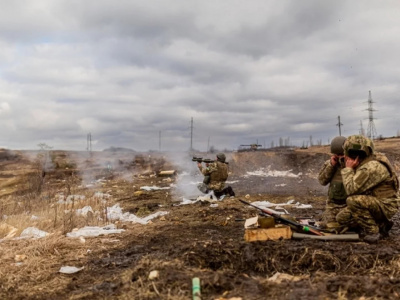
[244,226,292,242]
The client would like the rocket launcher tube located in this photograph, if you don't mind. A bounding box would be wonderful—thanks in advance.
[239,199,325,236]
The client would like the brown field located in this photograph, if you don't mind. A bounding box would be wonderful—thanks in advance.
[0,138,400,299]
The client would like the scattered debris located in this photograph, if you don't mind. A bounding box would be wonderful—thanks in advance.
[158,170,176,177]
[148,270,159,280]
[0,223,18,239]
[245,168,302,178]
[19,227,49,239]
[134,191,144,196]
[106,204,168,224]
[192,277,201,300]
[176,198,200,206]
[250,199,313,212]
[59,266,84,274]
[76,206,94,217]
[14,254,27,262]
[94,191,111,199]
[267,272,307,284]
[66,224,125,238]
[140,185,171,191]
[244,216,259,229]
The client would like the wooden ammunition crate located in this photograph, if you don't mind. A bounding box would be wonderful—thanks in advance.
[244,225,292,242]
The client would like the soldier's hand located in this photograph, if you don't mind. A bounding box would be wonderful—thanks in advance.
[330,155,339,166]
[345,156,359,169]
[197,162,202,168]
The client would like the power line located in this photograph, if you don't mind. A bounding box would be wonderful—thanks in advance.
[359,120,365,136]
[336,115,343,136]
[86,133,92,152]
[159,131,161,152]
[366,91,377,140]
[190,117,194,152]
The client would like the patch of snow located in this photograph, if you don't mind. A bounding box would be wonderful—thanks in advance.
[94,192,111,199]
[66,224,124,238]
[246,199,312,213]
[66,195,86,202]
[177,198,200,205]
[76,206,94,217]
[226,180,239,184]
[19,227,49,239]
[245,168,302,178]
[140,185,171,191]
[106,204,169,224]
[59,266,84,274]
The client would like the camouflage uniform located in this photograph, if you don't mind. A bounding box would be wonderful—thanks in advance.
[318,158,347,229]
[336,135,399,236]
[198,160,228,192]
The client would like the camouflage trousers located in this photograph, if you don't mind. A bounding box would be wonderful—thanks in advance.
[197,181,225,194]
[321,199,347,230]
[336,195,399,234]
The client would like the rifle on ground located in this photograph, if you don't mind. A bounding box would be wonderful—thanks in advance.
[239,199,324,236]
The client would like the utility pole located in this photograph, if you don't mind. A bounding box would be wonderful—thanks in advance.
[366,91,377,140]
[190,117,194,152]
[87,133,92,152]
[336,116,343,136]
[207,136,210,153]
[359,120,365,136]
[159,131,161,152]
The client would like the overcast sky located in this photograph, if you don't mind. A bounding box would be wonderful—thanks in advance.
[1,0,399,152]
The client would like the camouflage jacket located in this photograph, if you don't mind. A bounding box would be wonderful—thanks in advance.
[199,161,228,191]
[318,159,340,185]
[318,159,347,202]
[341,156,397,198]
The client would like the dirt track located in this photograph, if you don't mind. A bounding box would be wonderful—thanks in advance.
[1,139,400,299]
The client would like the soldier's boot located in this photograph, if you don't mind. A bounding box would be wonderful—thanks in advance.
[379,221,393,239]
[363,233,381,244]
[223,186,235,197]
[228,187,235,197]
[324,222,346,234]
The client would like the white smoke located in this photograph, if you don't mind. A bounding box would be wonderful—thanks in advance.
[166,152,204,201]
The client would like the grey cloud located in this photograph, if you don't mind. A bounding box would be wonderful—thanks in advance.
[1,1,400,151]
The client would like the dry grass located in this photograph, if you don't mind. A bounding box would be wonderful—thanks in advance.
[0,155,118,239]
[0,150,132,298]
[0,188,115,238]
[0,231,128,297]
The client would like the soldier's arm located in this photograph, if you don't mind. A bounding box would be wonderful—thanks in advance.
[318,160,336,186]
[341,161,388,195]
[201,162,217,175]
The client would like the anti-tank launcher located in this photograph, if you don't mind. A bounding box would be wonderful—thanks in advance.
[192,157,214,164]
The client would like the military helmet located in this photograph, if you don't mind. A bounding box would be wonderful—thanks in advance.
[330,136,346,155]
[343,135,374,157]
[216,152,226,162]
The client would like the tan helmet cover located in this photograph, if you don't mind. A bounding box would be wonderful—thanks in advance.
[343,135,374,156]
